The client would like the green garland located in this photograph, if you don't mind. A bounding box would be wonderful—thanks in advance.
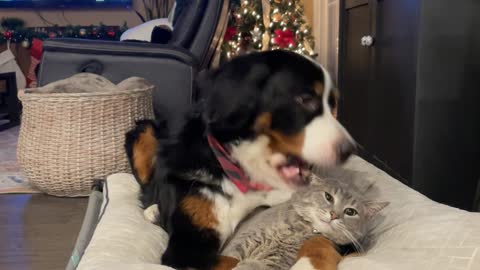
[1,19,129,48]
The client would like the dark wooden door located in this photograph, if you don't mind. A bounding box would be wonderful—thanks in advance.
[338,0,372,149]
[366,0,419,182]
[339,0,419,183]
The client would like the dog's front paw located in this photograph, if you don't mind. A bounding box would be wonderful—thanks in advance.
[264,190,293,207]
[143,204,160,223]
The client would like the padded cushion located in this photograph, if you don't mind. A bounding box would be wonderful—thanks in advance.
[169,0,208,48]
[338,157,480,270]
[77,173,172,270]
[76,157,480,270]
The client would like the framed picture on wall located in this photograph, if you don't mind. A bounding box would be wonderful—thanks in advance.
[0,72,21,131]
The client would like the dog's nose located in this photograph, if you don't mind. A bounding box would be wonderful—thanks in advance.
[338,141,355,162]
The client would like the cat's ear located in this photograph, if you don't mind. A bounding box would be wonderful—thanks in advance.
[364,201,389,219]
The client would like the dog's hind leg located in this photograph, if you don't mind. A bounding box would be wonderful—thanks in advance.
[125,120,159,186]
[161,194,222,270]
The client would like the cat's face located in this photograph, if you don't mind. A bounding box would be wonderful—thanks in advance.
[292,177,388,247]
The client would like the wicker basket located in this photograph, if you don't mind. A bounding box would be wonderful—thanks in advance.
[17,84,154,197]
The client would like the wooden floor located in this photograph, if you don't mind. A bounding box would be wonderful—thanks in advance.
[0,194,87,270]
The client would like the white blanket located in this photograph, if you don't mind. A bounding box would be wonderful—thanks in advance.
[77,156,480,270]
[77,173,172,270]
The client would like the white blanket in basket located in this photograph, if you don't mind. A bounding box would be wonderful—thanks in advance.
[77,156,480,270]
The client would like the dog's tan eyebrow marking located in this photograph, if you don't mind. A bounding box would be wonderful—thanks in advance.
[253,112,306,156]
[133,125,158,185]
[253,112,272,133]
[181,195,219,230]
[268,130,306,157]
[314,81,325,97]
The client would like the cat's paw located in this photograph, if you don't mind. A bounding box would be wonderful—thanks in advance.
[143,204,159,223]
[264,189,293,207]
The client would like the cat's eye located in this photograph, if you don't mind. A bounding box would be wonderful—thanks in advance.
[324,192,334,203]
[344,208,358,216]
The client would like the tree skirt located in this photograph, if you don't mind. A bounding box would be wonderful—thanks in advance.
[0,126,39,193]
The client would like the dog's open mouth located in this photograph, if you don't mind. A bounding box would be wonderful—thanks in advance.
[276,155,311,187]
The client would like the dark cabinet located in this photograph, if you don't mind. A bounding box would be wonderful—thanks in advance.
[339,0,480,210]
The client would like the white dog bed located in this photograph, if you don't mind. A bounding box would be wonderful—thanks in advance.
[69,156,480,270]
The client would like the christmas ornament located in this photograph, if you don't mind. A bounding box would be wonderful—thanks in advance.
[250,26,262,41]
[224,26,237,42]
[21,39,30,48]
[272,29,295,48]
[4,31,12,40]
[79,28,87,36]
[272,12,282,23]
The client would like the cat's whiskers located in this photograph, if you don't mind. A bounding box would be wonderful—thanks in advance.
[333,222,363,252]
[339,227,364,253]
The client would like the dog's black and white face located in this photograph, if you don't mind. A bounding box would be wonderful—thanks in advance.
[199,50,355,191]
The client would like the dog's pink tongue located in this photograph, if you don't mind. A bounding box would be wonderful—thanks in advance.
[280,166,300,178]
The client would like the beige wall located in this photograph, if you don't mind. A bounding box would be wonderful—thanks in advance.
[0,0,154,28]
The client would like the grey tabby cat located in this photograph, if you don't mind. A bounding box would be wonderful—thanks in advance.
[220,174,389,270]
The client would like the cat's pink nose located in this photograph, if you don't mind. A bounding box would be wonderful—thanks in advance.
[330,211,338,220]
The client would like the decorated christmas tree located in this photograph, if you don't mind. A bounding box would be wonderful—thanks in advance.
[222,0,316,60]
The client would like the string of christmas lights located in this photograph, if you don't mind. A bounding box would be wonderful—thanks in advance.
[222,0,316,60]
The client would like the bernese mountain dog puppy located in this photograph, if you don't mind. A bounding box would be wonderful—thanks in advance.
[125,50,355,270]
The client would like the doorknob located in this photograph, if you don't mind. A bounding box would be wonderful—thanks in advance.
[361,35,374,47]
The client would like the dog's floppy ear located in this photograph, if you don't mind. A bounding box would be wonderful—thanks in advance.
[200,64,270,136]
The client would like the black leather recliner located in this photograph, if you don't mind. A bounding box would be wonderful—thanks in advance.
[38,0,229,132]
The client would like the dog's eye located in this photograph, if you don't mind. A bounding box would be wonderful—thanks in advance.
[295,94,320,111]
[344,208,358,216]
[324,192,334,203]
